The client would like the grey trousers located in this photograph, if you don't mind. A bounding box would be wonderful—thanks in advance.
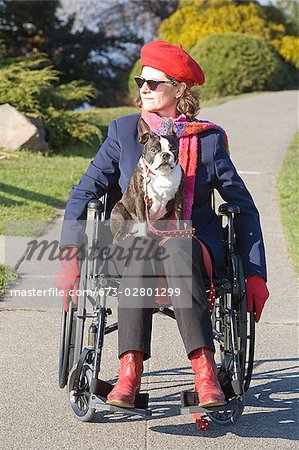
[102,235,215,361]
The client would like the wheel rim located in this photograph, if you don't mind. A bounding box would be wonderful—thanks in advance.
[58,309,67,387]
[244,312,255,391]
[68,365,93,417]
[59,305,76,388]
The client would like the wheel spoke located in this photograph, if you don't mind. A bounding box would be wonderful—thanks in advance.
[81,395,88,408]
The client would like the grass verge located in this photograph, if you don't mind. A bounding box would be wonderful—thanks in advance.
[276,129,299,275]
[0,264,17,299]
[0,144,97,236]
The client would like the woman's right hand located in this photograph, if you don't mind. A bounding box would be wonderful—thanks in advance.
[55,247,80,312]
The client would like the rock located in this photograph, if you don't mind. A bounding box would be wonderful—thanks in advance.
[0,103,48,152]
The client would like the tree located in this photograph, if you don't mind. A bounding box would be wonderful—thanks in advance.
[57,0,179,103]
[0,0,141,106]
[276,0,299,35]
[0,1,60,57]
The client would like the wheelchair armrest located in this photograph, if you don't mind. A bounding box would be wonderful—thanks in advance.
[218,203,240,216]
[88,198,105,213]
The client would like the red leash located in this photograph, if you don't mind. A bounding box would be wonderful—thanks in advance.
[140,156,215,311]
[144,196,215,312]
[145,195,196,238]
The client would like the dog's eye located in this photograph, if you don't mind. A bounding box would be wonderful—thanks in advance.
[150,147,156,153]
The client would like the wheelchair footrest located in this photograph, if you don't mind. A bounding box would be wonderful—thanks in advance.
[90,378,113,397]
[89,378,151,417]
[180,391,243,415]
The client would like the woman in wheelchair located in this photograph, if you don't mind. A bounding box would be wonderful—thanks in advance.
[57,41,269,413]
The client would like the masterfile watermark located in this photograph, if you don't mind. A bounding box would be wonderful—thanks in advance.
[24,236,169,265]
[10,288,66,297]
[4,219,194,308]
[9,286,182,298]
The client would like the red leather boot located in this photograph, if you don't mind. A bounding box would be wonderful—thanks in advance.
[190,347,226,407]
[106,351,144,408]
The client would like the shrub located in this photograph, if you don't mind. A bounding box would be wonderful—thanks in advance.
[179,0,237,7]
[158,2,286,50]
[0,56,102,150]
[189,33,292,99]
[127,58,142,103]
[272,35,299,69]
[43,107,102,149]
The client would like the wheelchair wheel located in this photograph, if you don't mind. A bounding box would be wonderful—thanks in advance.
[244,310,255,392]
[58,303,77,388]
[72,249,89,365]
[234,257,255,392]
[67,364,96,422]
[208,256,254,426]
[58,239,89,388]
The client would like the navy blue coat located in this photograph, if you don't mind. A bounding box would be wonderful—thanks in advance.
[60,113,267,280]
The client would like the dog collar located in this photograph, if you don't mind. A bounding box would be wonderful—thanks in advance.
[139,156,160,177]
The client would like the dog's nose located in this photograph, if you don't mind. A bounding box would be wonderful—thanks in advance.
[161,152,171,160]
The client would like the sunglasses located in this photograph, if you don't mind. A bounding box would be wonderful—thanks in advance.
[134,76,178,91]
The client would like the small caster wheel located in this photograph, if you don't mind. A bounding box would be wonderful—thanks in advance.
[195,418,209,430]
[193,413,209,430]
[67,364,96,422]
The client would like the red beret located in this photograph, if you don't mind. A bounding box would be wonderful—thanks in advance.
[140,40,205,87]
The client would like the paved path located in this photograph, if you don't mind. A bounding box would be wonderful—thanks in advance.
[0,90,298,450]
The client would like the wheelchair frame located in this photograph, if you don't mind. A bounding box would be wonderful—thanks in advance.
[58,191,255,426]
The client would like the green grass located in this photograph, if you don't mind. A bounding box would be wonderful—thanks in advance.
[277,129,299,275]
[0,140,105,236]
[0,92,269,237]
[0,264,17,298]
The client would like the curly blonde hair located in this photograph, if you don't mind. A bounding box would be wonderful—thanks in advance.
[134,73,201,120]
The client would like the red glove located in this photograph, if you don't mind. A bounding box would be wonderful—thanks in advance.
[55,247,80,312]
[246,275,269,323]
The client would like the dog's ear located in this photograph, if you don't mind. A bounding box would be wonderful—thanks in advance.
[138,118,151,144]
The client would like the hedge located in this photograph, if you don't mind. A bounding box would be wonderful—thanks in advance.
[190,32,292,99]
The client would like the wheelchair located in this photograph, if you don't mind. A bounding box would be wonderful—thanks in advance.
[58,183,255,427]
